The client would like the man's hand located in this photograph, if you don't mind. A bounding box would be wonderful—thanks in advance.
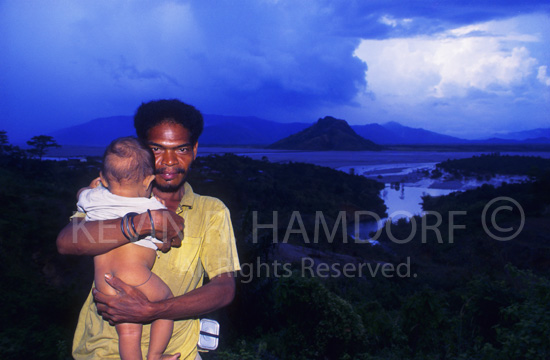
[93,274,155,325]
[135,209,184,253]
[88,177,102,188]
[94,272,236,326]
[76,177,102,199]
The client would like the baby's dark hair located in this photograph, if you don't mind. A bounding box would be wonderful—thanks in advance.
[134,99,204,145]
[102,136,155,185]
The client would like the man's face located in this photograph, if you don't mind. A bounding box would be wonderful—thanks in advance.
[146,121,198,193]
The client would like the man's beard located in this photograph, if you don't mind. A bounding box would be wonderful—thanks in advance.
[154,168,187,193]
[154,179,186,192]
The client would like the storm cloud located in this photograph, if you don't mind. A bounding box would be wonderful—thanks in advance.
[1,0,549,141]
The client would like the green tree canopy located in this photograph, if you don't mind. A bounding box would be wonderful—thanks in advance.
[26,135,61,160]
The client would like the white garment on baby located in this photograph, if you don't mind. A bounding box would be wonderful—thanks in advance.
[77,186,166,250]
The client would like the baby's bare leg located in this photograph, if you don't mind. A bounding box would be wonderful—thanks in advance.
[94,246,156,360]
[135,272,176,360]
[116,323,143,360]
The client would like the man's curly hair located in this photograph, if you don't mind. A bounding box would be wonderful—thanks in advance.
[134,99,204,144]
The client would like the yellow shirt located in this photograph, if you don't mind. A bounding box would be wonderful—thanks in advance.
[72,183,241,359]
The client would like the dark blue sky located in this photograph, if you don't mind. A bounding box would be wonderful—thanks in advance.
[1,0,549,142]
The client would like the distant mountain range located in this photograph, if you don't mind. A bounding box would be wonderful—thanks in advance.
[48,114,550,147]
[268,116,383,151]
[49,116,136,147]
[351,121,466,145]
[199,115,309,145]
[48,114,310,147]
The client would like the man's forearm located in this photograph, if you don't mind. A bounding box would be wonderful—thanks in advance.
[151,273,236,321]
[56,217,129,256]
[57,210,183,256]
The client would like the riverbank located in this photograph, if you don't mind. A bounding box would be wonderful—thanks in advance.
[339,161,530,191]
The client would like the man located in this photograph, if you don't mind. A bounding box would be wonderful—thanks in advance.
[57,99,241,359]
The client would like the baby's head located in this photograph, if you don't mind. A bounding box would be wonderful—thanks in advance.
[100,136,156,198]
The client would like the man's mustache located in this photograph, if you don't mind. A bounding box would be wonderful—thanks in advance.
[155,168,186,174]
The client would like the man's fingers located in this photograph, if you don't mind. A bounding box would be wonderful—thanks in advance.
[151,210,183,233]
[89,177,102,188]
[171,234,183,247]
[93,288,104,302]
[92,288,116,323]
[151,209,184,240]
[92,287,113,306]
[103,273,132,294]
[158,241,171,253]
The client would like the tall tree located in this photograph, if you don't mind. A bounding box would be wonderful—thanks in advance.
[26,135,61,160]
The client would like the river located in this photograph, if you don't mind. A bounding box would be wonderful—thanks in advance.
[200,147,550,241]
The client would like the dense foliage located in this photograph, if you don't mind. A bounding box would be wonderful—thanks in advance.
[0,152,99,359]
[436,153,550,179]
[188,153,386,253]
[1,142,549,359]
[207,154,550,360]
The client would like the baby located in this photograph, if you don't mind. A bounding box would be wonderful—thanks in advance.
[77,136,179,360]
